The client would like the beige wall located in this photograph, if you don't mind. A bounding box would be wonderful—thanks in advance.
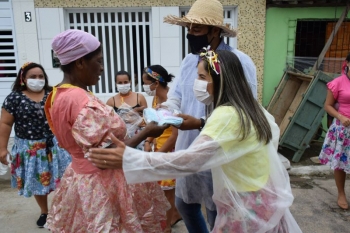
[35,0,266,100]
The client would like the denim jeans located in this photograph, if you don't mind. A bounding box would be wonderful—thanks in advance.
[175,196,217,233]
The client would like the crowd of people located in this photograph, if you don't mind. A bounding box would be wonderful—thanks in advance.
[9,0,350,232]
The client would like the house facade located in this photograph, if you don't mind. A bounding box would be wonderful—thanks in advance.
[1,0,266,109]
[263,1,350,106]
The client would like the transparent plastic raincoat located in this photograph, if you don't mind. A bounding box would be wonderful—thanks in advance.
[122,106,302,233]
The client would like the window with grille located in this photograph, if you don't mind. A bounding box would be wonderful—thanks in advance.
[0,0,18,78]
[293,19,350,74]
[67,9,152,94]
[180,7,237,60]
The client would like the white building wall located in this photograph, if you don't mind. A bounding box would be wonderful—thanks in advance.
[12,0,40,66]
[151,6,180,82]
[147,6,180,106]
[35,7,65,86]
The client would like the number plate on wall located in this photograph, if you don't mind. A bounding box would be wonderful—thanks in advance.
[24,12,32,22]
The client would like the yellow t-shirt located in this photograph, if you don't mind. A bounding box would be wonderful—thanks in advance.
[200,106,270,192]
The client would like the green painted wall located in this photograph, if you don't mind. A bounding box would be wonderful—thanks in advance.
[263,6,350,106]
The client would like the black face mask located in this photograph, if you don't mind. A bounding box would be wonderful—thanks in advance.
[186,30,214,54]
[187,33,212,54]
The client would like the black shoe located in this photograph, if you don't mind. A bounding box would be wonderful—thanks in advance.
[36,213,47,228]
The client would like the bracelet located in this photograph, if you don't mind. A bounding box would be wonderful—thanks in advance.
[199,118,205,131]
[144,140,150,143]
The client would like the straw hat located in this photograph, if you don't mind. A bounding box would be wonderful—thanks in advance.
[163,0,237,37]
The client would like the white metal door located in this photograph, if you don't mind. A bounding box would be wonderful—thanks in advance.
[67,9,152,94]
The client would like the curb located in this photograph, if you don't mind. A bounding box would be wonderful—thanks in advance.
[288,165,332,176]
[278,153,332,177]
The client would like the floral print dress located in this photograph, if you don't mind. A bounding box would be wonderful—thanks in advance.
[2,91,71,197]
[44,85,169,232]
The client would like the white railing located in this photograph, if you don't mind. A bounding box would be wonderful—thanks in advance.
[67,9,152,94]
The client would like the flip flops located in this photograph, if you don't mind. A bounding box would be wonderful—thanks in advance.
[171,218,183,227]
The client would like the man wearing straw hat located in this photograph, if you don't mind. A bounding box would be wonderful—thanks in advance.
[161,0,257,232]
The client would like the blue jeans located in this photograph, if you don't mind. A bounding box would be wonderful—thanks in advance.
[175,196,217,233]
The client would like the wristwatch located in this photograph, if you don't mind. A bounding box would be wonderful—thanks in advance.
[199,117,205,131]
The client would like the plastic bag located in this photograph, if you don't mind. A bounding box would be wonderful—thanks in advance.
[143,108,183,127]
[0,153,11,176]
[116,103,143,138]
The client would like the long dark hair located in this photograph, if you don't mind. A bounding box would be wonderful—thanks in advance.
[343,52,350,74]
[143,65,174,88]
[12,62,51,92]
[116,70,131,81]
[202,50,272,144]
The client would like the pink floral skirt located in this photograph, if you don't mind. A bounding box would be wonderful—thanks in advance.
[212,182,289,233]
[46,165,169,232]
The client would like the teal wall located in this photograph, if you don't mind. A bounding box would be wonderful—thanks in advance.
[263,6,350,106]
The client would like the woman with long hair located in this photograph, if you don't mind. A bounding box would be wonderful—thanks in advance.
[0,62,71,227]
[88,49,302,233]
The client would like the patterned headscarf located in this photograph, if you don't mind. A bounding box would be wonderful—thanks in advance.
[145,67,165,82]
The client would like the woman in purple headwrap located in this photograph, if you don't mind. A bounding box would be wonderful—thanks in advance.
[44,29,169,232]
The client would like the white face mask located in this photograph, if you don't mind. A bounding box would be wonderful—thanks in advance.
[193,79,213,105]
[116,84,131,94]
[26,79,45,92]
[143,83,156,96]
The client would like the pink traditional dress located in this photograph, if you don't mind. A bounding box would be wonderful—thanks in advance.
[44,84,169,232]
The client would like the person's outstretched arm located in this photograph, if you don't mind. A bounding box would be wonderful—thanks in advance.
[124,122,168,148]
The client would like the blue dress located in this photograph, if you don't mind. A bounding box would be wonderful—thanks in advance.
[2,91,71,197]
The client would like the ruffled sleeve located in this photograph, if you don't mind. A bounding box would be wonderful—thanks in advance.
[327,77,340,100]
[72,95,127,153]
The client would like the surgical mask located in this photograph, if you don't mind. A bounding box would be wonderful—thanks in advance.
[116,84,131,94]
[187,33,213,54]
[26,79,45,92]
[193,79,213,105]
[143,83,156,96]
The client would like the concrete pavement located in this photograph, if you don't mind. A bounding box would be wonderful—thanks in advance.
[1,138,350,232]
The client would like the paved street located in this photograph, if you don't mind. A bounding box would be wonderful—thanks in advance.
[1,139,350,232]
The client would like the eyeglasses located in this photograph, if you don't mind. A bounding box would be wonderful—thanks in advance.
[34,103,44,117]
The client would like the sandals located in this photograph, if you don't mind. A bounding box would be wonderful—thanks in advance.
[171,218,183,227]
